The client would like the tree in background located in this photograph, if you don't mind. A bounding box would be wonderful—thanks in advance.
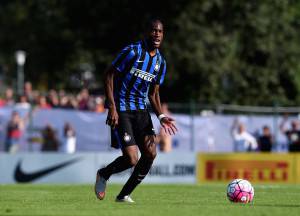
[168,0,300,105]
[1,0,300,106]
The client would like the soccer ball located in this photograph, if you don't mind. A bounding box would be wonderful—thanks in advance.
[227,179,254,203]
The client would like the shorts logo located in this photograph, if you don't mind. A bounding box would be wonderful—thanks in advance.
[123,133,131,143]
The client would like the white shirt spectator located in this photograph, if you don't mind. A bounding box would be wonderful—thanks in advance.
[231,121,258,152]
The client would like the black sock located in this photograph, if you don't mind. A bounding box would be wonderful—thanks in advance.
[117,157,153,199]
[99,156,133,180]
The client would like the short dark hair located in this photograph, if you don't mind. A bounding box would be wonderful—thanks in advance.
[144,18,163,32]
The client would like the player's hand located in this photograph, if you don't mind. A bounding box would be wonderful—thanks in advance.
[106,107,119,129]
[160,116,178,135]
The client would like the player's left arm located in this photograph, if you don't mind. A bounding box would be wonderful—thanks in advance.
[148,84,177,135]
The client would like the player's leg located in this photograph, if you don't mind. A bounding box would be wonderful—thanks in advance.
[98,145,138,180]
[95,112,138,200]
[116,135,156,201]
[95,145,138,200]
[116,111,156,201]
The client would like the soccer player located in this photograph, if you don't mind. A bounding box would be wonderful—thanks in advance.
[95,19,177,203]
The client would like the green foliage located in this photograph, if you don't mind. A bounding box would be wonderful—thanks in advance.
[168,0,300,105]
[1,0,300,105]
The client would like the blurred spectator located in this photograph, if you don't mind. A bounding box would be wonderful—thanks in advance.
[4,111,25,153]
[0,115,5,150]
[86,95,105,113]
[41,124,59,151]
[48,90,60,108]
[257,125,273,152]
[60,95,76,109]
[94,96,105,113]
[37,95,51,109]
[15,95,31,109]
[58,89,66,98]
[0,97,5,107]
[1,82,105,112]
[24,81,35,104]
[158,103,173,152]
[49,94,60,108]
[4,88,15,107]
[62,122,76,153]
[70,96,79,109]
[280,117,300,152]
[77,88,89,110]
[231,119,258,152]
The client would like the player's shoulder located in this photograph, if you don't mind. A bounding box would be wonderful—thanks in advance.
[121,41,141,56]
[124,41,142,51]
[157,50,167,64]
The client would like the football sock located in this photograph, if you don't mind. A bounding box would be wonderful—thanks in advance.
[117,156,153,199]
[98,156,133,181]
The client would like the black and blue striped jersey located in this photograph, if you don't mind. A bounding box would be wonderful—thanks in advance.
[111,40,167,111]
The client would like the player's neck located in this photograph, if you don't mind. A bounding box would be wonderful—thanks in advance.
[144,39,157,57]
[148,49,156,57]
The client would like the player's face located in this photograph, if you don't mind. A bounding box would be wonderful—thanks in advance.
[148,21,164,49]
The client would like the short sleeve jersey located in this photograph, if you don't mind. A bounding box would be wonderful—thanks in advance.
[111,40,167,111]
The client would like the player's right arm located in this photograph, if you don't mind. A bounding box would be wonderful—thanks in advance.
[104,45,136,128]
[105,45,137,128]
[104,66,119,129]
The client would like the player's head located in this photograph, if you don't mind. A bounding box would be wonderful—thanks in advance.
[145,18,164,50]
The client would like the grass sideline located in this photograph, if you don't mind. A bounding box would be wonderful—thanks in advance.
[0,184,300,216]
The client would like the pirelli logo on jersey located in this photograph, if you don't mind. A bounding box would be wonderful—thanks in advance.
[130,68,156,82]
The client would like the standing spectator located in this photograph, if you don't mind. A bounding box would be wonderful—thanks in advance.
[280,117,300,152]
[37,95,51,109]
[60,95,77,109]
[0,115,5,150]
[24,81,35,104]
[41,124,59,151]
[15,95,31,109]
[231,119,258,152]
[94,96,105,113]
[48,89,60,108]
[62,122,76,154]
[257,125,273,152]
[4,111,25,153]
[77,88,90,110]
[0,97,5,107]
[48,94,60,108]
[4,88,15,107]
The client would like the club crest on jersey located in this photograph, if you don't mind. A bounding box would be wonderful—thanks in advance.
[123,132,131,143]
[154,63,160,72]
[130,68,156,82]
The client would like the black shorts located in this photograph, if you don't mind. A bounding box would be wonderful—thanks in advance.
[111,110,155,149]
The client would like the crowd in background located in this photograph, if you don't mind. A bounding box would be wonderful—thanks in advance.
[0,81,105,112]
[0,81,105,154]
[1,82,300,153]
[231,116,300,153]
[3,109,77,154]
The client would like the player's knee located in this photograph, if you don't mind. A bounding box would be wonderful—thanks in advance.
[128,155,139,167]
[144,150,157,162]
[149,151,157,161]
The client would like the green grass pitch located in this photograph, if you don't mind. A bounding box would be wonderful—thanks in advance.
[1,184,300,216]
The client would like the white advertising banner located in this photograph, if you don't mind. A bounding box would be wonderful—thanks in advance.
[0,152,196,184]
